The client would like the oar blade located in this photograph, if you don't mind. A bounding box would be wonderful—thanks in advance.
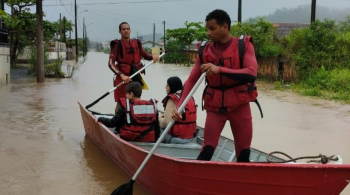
[110,180,134,195]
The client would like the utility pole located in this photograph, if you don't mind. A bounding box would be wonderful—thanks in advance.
[36,0,44,82]
[63,17,66,43]
[238,0,242,23]
[74,0,78,61]
[83,17,85,57]
[153,23,155,47]
[1,0,4,11]
[58,13,61,59]
[163,21,166,50]
[311,0,316,23]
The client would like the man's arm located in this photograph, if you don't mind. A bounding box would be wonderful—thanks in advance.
[98,106,126,127]
[220,41,257,83]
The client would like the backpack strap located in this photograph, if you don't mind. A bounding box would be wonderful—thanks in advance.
[135,39,142,56]
[198,41,208,65]
[117,39,124,59]
[238,35,245,69]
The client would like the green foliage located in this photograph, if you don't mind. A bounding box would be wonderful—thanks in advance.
[292,67,350,102]
[45,58,65,78]
[163,39,188,64]
[231,18,282,59]
[283,19,339,80]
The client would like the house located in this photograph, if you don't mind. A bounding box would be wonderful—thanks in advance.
[0,19,9,87]
[141,40,163,49]
[273,23,310,37]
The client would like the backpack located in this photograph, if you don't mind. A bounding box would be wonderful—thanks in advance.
[110,39,142,59]
[198,35,263,118]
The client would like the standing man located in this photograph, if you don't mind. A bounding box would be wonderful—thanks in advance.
[109,22,159,112]
[172,9,258,162]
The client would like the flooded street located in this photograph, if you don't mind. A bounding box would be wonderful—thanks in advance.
[1,51,349,195]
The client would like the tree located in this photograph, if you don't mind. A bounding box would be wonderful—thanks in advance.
[1,0,58,66]
[166,21,206,64]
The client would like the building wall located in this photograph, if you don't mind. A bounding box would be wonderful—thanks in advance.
[0,47,10,87]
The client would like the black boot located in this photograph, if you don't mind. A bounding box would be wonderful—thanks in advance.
[237,148,250,162]
[197,145,215,161]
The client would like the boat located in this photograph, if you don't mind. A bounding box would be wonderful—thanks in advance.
[78,102,350,195]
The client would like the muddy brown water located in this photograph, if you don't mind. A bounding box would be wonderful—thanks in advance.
[1,52,349,195]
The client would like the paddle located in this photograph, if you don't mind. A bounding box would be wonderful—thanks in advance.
[85,53,166,109]
[110,72,207,195]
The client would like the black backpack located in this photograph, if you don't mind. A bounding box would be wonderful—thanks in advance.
[198,35,263,118]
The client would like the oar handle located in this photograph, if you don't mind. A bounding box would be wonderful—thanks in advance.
[85,53,165,110]
[131,72,206,181]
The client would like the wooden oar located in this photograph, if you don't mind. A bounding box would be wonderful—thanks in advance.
[110,72,207,195]
[85,53,165,109]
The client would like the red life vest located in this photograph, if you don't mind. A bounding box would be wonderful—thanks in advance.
[119,98,157,142]
[199,36,258,113]
[110,39,144,76]
[162,92,197,139]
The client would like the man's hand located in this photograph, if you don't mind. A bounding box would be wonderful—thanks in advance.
[200,63,220,75]
[152,55,160,63]
[171,108,182,121]
[121,74,131,83]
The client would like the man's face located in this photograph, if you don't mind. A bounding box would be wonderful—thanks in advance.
[205,19,227,42]
[119,24,131,39]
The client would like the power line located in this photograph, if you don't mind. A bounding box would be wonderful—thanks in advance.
[44,0,194,6]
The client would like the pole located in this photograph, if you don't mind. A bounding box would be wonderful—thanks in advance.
[311,0,316,23]
[36,0,44,82]
[238,0,242,23]
[74,0,78,61]
[163,21,166,50]
[63,16,66,43]
[153,23,155,47]
[83,17,85,57]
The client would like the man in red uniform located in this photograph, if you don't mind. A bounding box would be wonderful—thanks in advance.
[109,22,159,112]
[172,9,258,162]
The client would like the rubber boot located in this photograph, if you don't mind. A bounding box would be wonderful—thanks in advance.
[237,148,250,162]
[196,145,215,161]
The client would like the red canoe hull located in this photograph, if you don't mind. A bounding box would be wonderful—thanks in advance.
[79,102,350,195]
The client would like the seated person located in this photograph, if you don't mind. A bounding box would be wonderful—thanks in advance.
[96,82,160,142]
[159,76,197,144]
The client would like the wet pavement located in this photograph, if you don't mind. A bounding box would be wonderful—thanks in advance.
[0,51,349,195]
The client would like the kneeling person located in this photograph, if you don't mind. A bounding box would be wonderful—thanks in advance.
[97,82,160,142]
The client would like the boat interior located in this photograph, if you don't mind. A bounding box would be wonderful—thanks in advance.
[95,113,283,163]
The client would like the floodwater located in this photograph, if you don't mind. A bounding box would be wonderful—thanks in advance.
[0,52,349,195]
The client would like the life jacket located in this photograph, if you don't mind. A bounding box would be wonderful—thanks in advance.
[119,98,157,142]
[162,92,197,139]
[198,35,263,117]
[110,39,145,77]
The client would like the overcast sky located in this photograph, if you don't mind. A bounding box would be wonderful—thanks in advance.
[5,0,350,42]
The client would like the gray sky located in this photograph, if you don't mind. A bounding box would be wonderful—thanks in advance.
[6,0,350,42]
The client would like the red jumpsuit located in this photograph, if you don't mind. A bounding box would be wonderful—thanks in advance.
[109,39,153,102]
[178,36,258,161]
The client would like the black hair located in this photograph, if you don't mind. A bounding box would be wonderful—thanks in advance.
[119,22,129,31]
[205,9,231,31]
[167,76,183,94]
[125,82,142,97]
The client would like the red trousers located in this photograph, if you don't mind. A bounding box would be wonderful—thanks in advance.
[203,103,253,158]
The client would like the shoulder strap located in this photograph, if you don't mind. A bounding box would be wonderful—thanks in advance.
[239,35,245,69]
[198,41,208,65]
[135,39,142,56]
[118,39,124,59]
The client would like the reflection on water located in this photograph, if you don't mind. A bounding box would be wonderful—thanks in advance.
[0,52,349,195]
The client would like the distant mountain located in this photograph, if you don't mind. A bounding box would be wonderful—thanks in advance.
[134,33,164,42]
[248,5,350,23]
